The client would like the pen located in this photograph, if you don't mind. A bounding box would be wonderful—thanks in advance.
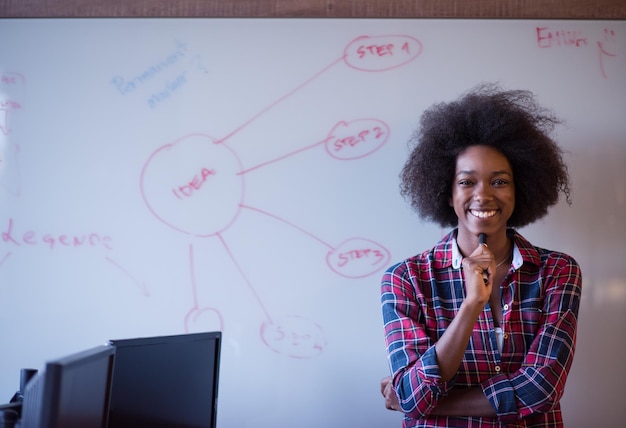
[478,233,488,284]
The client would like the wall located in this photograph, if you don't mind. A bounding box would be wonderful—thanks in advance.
[0,17,625,427]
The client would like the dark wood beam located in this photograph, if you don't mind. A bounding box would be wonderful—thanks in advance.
[2,0,625,19]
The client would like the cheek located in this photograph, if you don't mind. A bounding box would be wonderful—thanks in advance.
[503,194,515,215]
[450,187,468,208]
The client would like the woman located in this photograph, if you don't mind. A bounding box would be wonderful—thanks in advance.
[380,84,582,427]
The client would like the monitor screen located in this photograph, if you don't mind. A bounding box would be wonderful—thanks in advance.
[107,331,222,428]
[19,345,115,428]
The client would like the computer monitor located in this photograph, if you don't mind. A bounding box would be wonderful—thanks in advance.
[107,331,222,428]
[19,345,115,428]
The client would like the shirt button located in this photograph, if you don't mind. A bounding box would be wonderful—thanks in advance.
[503,304,509,310]
[495,366,501,372]
[503,333,508,340]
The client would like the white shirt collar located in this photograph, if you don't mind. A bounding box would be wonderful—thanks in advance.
[451,236,523,270]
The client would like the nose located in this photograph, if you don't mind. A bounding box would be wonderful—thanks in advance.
[474,182,493,202]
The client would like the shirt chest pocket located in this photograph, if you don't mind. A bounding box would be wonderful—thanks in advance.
[516,306,544,346]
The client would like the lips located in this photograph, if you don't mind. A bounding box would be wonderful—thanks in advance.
[470,209,497,219]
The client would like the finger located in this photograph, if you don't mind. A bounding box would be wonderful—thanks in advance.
[384,390,401,412]
[380,377,389,395]
[481,267,489,284]
[469,243,490,258]
[384,392,395,410]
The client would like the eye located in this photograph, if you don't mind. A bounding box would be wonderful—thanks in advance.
[492,178,510,186]
[458,179,474,186]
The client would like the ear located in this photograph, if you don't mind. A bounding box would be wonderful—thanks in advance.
[448,197,453,207]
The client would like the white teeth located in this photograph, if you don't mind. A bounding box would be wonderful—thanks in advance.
[471,210,497,219]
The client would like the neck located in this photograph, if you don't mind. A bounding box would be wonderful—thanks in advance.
[495,244,513,267]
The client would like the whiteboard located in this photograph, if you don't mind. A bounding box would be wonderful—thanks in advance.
[1,18,625,427]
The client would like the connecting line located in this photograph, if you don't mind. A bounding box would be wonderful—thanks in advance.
[216,232,274,324]
[0,251,11,267]
[216,56,346,145]
[188,243,199,310]
[240,204,335,251]
[237,137,328,175]
[105,256,150,296]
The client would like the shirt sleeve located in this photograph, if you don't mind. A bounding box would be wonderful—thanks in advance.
[381,262,454,418]
[481,254,582,424]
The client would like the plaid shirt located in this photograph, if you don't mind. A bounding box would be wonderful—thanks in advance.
[381,229,581,427]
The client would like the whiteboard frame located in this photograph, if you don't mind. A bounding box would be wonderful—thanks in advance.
[1,0,625,19]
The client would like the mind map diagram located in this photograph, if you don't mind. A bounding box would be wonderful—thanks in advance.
[135,34,422,358]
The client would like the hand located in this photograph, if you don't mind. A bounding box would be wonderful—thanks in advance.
[380,376,401,411]
[461,243,495,306]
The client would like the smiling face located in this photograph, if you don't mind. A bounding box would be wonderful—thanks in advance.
[450,145,515,240]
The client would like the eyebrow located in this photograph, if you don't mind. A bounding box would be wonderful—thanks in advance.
[455,170,513,177]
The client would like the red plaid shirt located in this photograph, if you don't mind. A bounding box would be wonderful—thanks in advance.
[381,229,581,427]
